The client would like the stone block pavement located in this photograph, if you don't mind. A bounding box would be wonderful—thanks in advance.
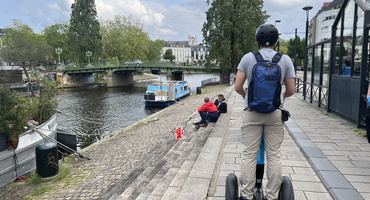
[203,88,370,200]
[100,86,370,200]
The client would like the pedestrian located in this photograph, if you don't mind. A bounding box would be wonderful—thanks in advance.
[214,94,227,114]
[193,97,219,130]
[366,84,370,143]
[234,24,295,200]
[342,60,351,75]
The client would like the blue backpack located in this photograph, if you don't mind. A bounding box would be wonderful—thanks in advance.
[248,51,282,113]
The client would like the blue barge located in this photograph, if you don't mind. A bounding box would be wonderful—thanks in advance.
[144,81,191,107]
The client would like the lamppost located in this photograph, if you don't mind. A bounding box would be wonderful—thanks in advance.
[55,47,62,64]
[45,56,49,71]
[86,51,92,65]
[302,5,313,99]
[275,20,281,51]
[274,20,281,26]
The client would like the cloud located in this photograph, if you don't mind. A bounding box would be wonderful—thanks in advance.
[263,0,324,39]
[140,0,208,41]
[96,0,164,26]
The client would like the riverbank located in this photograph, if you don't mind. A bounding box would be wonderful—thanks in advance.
[0,83,231,200]
[133,73,158,81]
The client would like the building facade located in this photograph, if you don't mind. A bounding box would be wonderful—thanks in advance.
[303,0,370,128]
[312,1,344,44]
[161,36,209,64]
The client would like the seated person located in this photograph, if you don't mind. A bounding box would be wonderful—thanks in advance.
[194,97,219,130]
[214,94,227,115]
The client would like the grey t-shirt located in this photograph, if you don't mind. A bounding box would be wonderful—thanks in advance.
[237,48,296,109]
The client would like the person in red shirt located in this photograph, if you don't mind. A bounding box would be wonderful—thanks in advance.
[193,97,219,130]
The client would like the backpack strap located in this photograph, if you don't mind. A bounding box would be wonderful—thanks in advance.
[252,51,264,62]
[272,52,283,63]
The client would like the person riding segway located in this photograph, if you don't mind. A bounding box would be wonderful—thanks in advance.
[233,23,296,200]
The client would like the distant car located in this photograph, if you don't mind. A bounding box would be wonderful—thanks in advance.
[296,66,303,71]
[125,59,143,66]
[36,66,46,71]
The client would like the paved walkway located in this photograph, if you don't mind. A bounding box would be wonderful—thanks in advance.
[78,87,370,200]
[207,88,370,200]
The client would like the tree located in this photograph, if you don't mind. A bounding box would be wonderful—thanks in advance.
[286,36,305,67]
[43,23,70,63]
[101,15,153,62]
[68,0,102,63]
[147,40,164,61]
[163,49,176,61]
[0,20,52,96]
[202,0,269,83]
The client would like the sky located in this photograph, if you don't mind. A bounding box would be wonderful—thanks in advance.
[0,0,326,43]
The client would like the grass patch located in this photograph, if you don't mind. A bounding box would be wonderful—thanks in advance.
[26,162,71,185]
[354,129,367,137]
[52,163,71,183]
[29,185,53,196]
[27,171,43,185]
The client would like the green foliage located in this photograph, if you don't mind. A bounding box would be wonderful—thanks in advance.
[286,36,305,66]
[0,20,52,67]
[163,49,176,61]
[202,0,269,79]
[68,0,102,63]
[0,88,28,139]
[32,78,59,123]
[52,163,71,183]
[147,40,165,61]
[43,23,70,62]
[27,171,44,185]
[0,78,58,139]
[105,56,120,66]
[101,15,153,61]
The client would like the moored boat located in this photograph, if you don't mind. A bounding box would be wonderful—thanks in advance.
[144,81,191,107]
[0,115,58,187]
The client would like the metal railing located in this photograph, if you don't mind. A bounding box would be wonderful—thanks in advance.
[201,77,220,86]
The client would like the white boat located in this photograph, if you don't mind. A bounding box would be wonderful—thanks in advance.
[0,115,58,187]
[144,81,191,107]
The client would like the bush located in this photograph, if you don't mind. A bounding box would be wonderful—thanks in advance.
[0,78,58,139]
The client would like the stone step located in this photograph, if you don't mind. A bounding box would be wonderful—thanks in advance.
[99,86,234,200]
[99,118,214,200]
[145,124,215,199]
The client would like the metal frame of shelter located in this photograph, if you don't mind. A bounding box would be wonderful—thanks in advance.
[302,0,370,127]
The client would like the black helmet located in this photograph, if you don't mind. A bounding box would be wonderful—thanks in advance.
[255,24,279,46]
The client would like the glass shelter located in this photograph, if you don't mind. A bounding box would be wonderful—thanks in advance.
[303,0,370,127]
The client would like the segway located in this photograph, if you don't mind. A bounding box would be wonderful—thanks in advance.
[225,137,294,200]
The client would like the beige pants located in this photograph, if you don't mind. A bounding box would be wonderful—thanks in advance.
[240,109,284,200]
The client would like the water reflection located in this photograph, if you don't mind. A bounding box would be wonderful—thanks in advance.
[56,74,218,148]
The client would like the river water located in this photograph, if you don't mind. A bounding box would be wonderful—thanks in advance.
[56,73,219,148]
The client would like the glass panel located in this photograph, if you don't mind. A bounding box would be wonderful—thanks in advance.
[354,7,364,76]
[324,42,331,86]
[360,0,370,7]
[341,1,355,76]
[333,15,342,75]
[307,47,313,80]
[367,28,370,80]
[314,45,321,85]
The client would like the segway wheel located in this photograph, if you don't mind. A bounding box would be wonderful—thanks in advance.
[279,176,294,200]
[225,173,239,200]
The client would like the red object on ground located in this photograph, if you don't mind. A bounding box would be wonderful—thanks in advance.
[171,127,184,140]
